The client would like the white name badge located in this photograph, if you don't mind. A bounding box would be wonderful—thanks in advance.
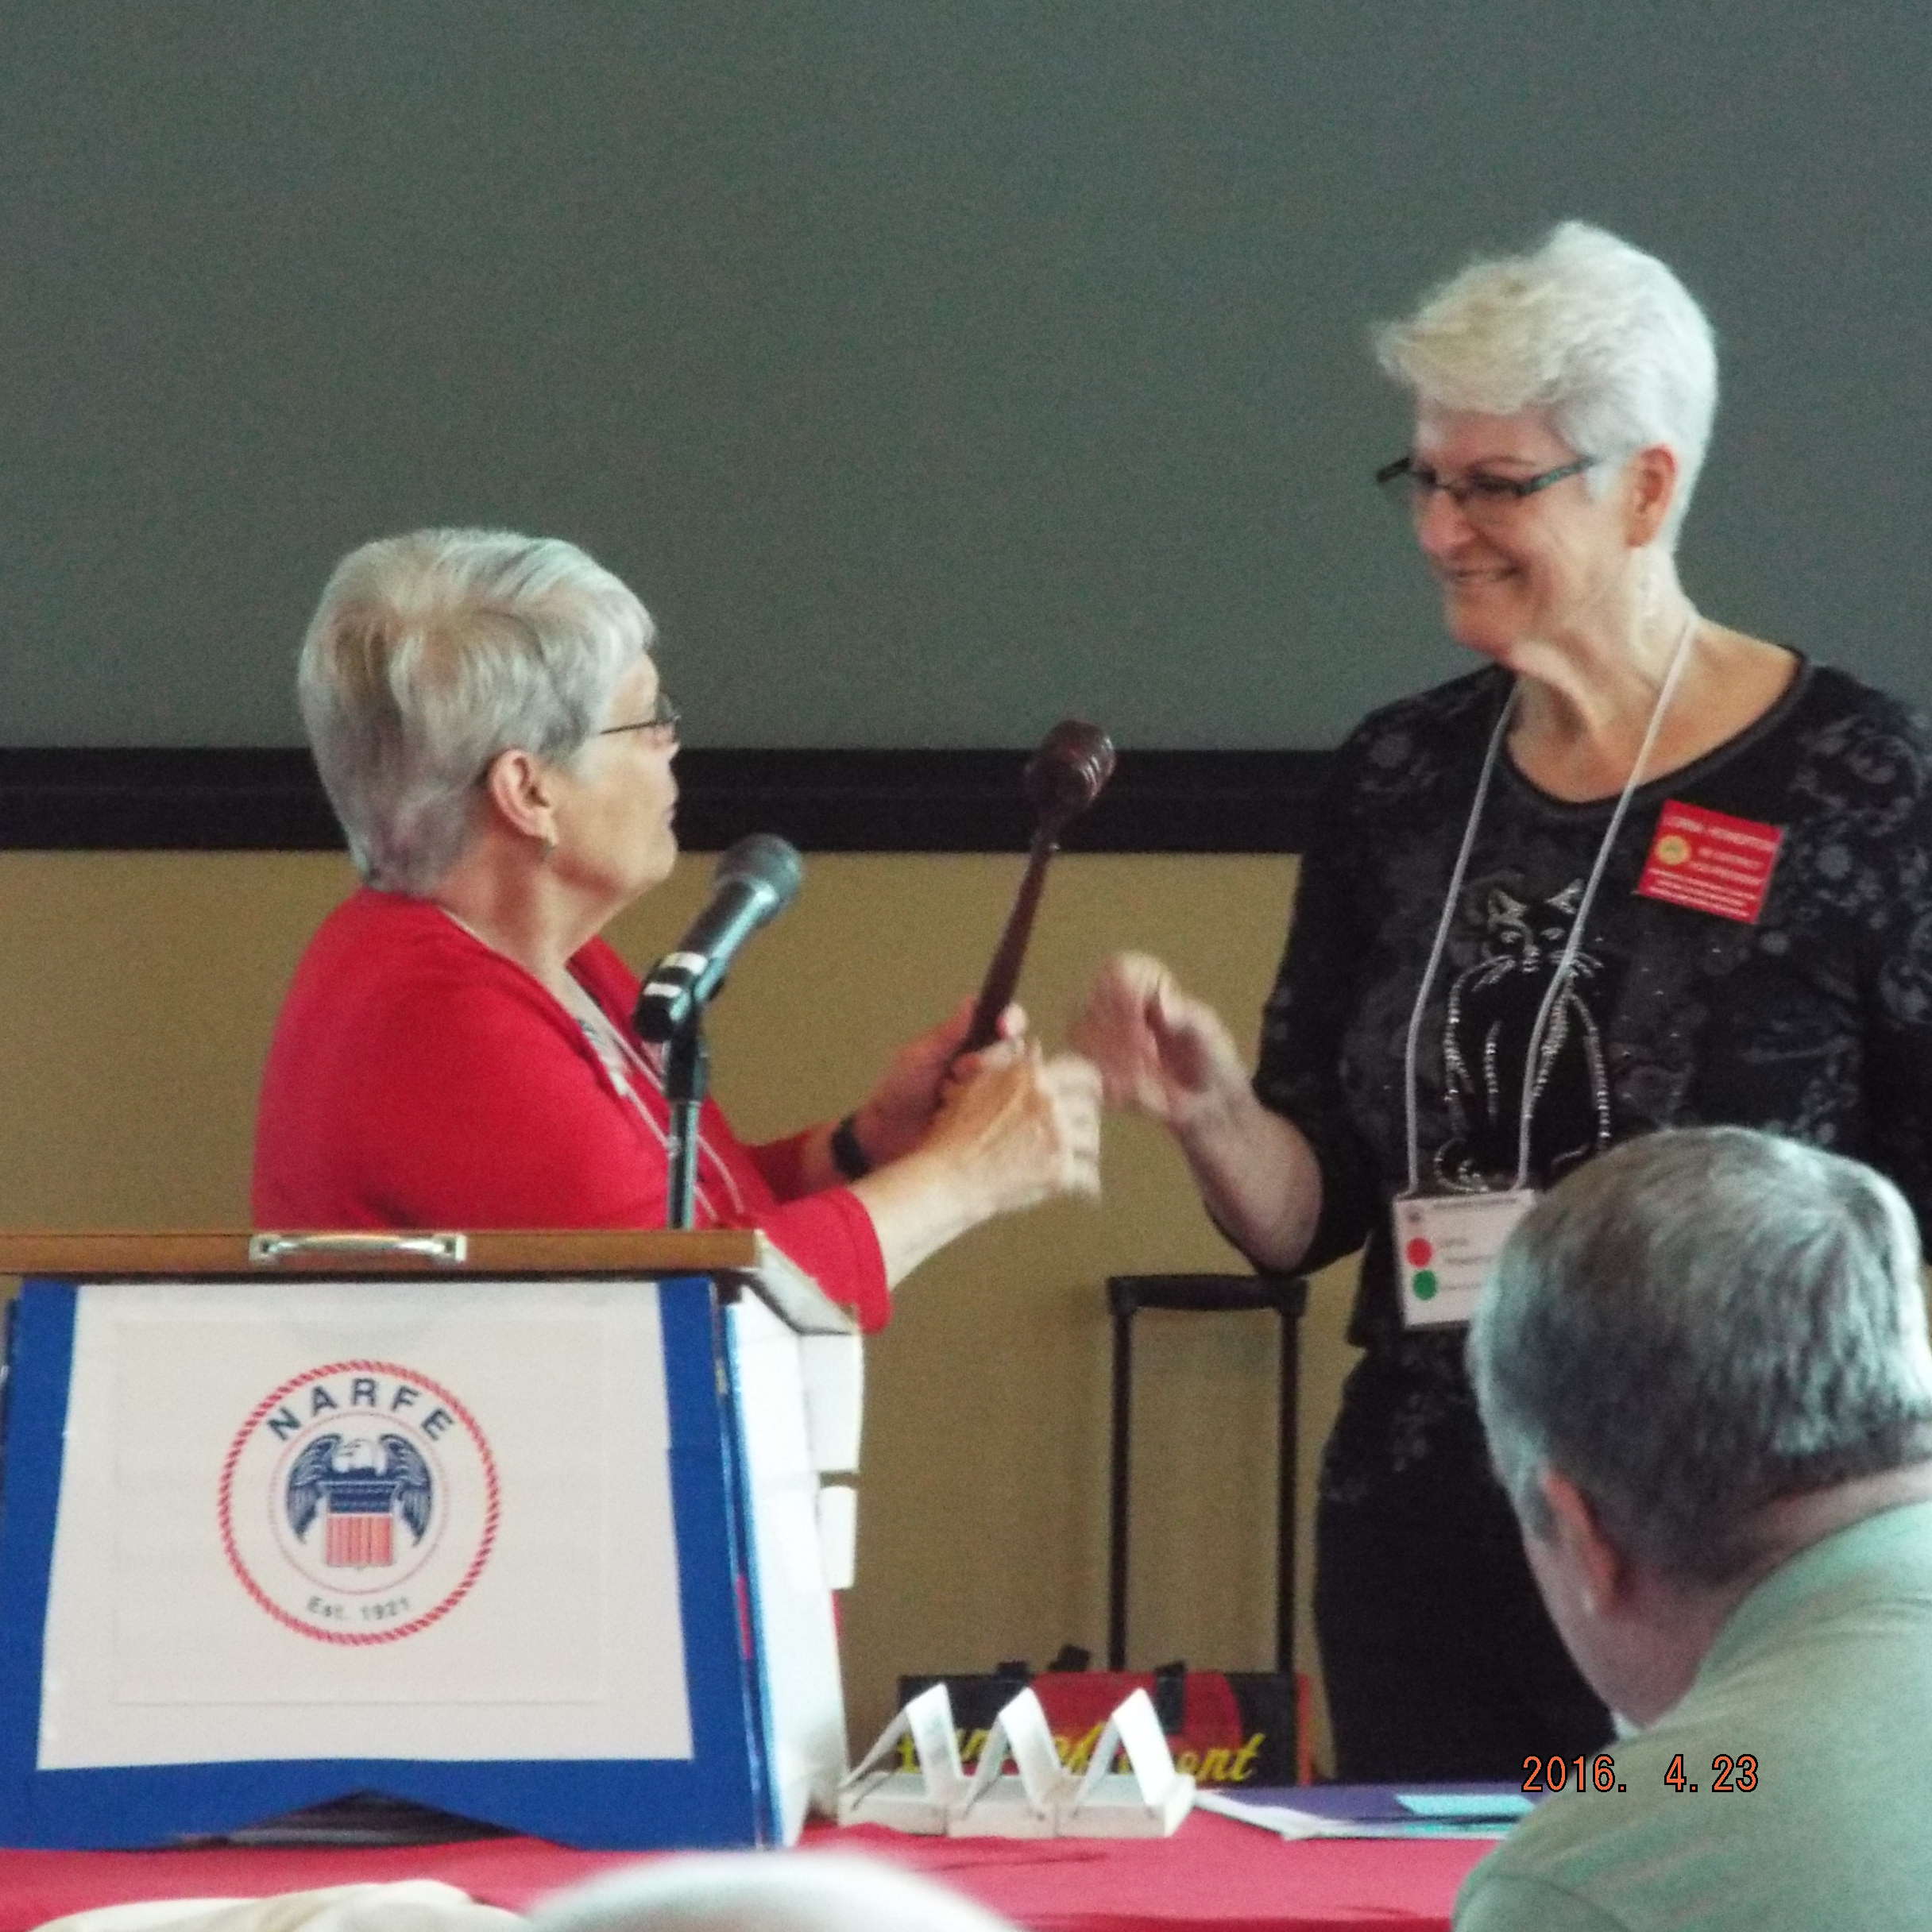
[1394,1188,1539,1328]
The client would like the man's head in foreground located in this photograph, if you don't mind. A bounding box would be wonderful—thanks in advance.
[1469,1125,1932,1726]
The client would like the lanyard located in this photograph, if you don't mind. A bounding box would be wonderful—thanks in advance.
[565,981,748,1223]
[437,906,747,1223]
[1400,612,1698,1196]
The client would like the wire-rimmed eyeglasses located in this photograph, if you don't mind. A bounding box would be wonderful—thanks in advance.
[596,691,681,746]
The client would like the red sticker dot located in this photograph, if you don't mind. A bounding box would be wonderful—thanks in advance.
[1405,1238,1433,1266]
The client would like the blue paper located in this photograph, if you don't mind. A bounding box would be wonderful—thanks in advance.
[1398,1791,1536,1821]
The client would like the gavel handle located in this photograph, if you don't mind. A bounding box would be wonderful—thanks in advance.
[963,829,1058,1053]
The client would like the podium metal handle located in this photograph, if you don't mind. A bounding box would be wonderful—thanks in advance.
[249,1231,469,1267]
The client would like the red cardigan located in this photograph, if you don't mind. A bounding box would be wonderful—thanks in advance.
[252,889,890,1331]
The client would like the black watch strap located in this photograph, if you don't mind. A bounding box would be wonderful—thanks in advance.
[829,1111,874,1181]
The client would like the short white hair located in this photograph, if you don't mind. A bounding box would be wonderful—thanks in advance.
[1374,221,1718,548]
[299,527,653,894]
[1470,1128,1932,1584]
[531,1853,1017,1932]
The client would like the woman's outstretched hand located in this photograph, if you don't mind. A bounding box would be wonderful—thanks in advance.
[851,1034,1101,1285]
[848,995,1025,1169]
[1069,950,1324,1273]
[920,1037,1103,1215]
[1068,951,1250,1131]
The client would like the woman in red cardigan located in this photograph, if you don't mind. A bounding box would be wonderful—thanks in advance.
[253,527,1100,1330]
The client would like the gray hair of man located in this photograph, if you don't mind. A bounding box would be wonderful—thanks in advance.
[1374,221,1719,550]
[530,1852,1017,1932]
[299,527,654,895]
[1470,1126,1932,1587]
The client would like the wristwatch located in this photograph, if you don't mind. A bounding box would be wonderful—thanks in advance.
[829,1111,873,1181]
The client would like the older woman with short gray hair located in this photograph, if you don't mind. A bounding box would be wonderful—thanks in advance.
[1076,222,1932,1777]
[257,528,1100,1324]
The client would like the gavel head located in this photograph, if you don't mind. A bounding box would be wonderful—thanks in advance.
[1024,718,1117,825]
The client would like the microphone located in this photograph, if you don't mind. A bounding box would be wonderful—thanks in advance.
[634,833,804,1041]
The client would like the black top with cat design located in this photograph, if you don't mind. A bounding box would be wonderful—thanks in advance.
[1255,657,1932,1353]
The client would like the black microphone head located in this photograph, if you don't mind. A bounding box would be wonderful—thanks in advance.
[636,833,804,1041]
[715,833,804,914]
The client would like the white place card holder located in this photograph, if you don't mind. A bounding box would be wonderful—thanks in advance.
[1057,1687,1195,1837]
[946,1686,1071,1839]
[835,1683,966,1833]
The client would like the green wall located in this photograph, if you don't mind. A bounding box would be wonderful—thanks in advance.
[6,1,1929,751]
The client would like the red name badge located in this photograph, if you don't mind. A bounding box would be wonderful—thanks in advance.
[1636,801,1784,925]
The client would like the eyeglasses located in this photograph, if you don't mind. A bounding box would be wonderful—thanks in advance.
[1374,454,1598,518]
[596,692,681,747]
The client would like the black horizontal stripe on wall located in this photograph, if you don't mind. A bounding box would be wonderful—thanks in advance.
[0,747,1329,856]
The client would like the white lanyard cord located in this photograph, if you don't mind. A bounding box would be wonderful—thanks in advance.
[1508,614,1696,1184]
[567,985,748,1222]
[1401,686,1520,1196]
[1401,609,1700,1196]
[435,905,746,1223]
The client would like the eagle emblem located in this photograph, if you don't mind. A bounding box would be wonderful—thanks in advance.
[284,1432,434,1570]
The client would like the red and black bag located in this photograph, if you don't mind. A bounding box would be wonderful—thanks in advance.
[898,1270,1313,1788]
[899,1651,1299,1786]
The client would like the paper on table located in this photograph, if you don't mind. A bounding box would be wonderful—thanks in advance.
[1195,1790,1519,1841]
[1398,1792,1536,1822]
[1194,1791,1343,1840]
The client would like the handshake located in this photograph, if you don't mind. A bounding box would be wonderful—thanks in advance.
[835,951,1262,1291]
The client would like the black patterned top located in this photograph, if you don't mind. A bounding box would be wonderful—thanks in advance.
[1256,657,1932,1354]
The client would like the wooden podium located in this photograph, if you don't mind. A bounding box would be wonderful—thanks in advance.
[0,1230,861,1852]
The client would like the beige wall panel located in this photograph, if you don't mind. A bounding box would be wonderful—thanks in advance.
[0,847,1358,1771]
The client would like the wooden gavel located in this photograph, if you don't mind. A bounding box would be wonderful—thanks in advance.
[961,718,1117,1053]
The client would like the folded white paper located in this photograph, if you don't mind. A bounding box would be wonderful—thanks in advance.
[1057,1687,1195,1837]
[948,1687,1069,1838]
[836,1682,966,1833]
[842,1683,1197,1838]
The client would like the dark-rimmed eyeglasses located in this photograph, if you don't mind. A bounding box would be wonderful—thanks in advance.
[596,692,681,746]
[1374,454,1598,517]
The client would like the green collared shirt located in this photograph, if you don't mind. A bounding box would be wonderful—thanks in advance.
[1455,1497,1932,1930]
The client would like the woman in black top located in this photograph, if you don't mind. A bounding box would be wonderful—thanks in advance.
[1073,221,1932,1779]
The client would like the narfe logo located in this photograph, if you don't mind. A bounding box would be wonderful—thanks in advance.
[218,1360,499,1646]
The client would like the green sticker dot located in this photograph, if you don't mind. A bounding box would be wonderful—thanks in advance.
[1412,1270,1439,1300]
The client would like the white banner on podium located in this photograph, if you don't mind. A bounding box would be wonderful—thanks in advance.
[38,1280,695,1769]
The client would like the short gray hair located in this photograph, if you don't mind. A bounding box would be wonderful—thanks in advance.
[1374,221,1718,548]
[1470,1127,1932,1585]
[299,527,653,893]
[531,1853,1017,1932]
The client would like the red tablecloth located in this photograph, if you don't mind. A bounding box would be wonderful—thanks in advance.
[0,1815,1487,1932]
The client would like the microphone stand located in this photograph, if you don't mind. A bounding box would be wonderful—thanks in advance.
[661,1013,710,1231]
